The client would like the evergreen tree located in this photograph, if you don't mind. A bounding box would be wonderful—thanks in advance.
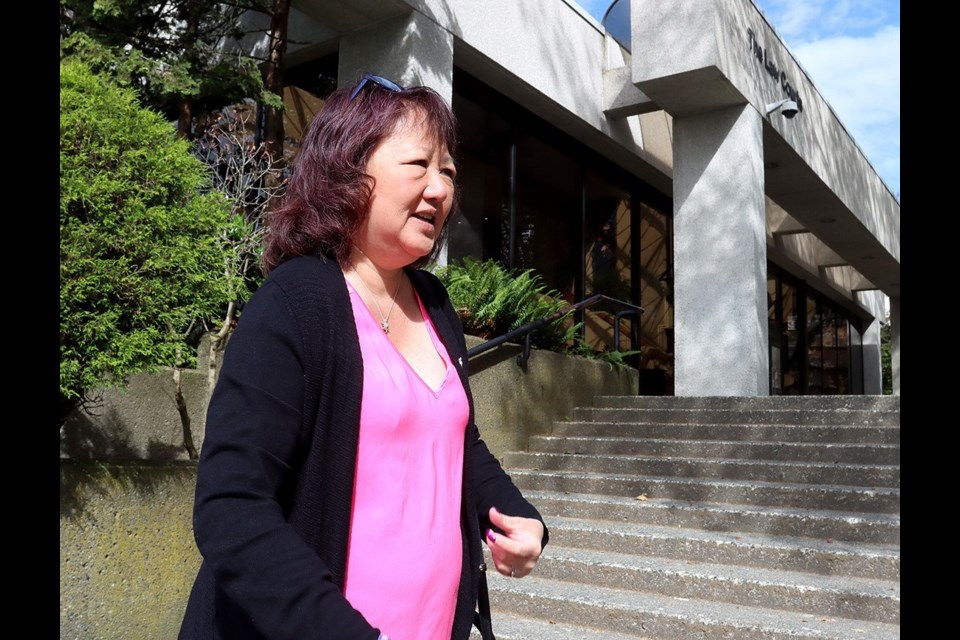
[60,61,240,424]
[60,0,283,140]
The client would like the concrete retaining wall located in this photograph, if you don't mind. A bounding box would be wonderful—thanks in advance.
[60,369,209,462]
[60,462,200,640]
[466,337,639,459]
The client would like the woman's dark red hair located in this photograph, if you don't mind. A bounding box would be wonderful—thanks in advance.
[262,78,460,273]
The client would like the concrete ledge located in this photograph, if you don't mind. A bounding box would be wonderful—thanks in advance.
[60,368,208,462]
[61,337,639,463]
[466,336,639,460]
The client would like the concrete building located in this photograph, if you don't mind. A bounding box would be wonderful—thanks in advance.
[267,0,900,397]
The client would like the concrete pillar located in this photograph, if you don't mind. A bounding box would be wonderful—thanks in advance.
[890,296,899,395]
[861,317,882,395]
[672,104,769,396]
[338,11,454,267]
[338,11,453,101]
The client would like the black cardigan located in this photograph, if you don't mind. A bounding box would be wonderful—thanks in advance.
[179,254,546,640]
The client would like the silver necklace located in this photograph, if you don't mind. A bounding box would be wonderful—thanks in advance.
[350,263,402,334]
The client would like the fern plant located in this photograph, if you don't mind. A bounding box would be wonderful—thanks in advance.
[437,258,579,353]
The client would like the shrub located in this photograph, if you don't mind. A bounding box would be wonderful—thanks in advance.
[60,61,239,422]
[437,258,580,353]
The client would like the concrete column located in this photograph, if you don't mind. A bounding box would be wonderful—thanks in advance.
[890,296,899,395]
[338,11,453,101]
[672,104,769,396]
[861,317,882,395]
[338,11,454,267]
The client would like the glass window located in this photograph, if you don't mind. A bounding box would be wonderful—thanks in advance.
[806,298,823,394]
[638,202,671,357]
[513,135,580,296]
[768,264,865,395]
[836,318,850,394]
[447,92,512,265]
[822,307,839,394]
[781,279,801,394]
[583,171,635,351]
[451,69,668,366]
[282,54,338,162]
[768,274,782,394]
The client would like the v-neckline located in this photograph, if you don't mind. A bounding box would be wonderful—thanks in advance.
[345,278,451,397]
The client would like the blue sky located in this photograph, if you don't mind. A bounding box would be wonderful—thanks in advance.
[576,0,901,197]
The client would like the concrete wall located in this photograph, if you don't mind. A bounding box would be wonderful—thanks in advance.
[466,336,639,459]
[60,369,209,463]
[60,462,200,640]
[61,339,636,463]
[59,345,636,639]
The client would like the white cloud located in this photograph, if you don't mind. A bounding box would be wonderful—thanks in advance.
[759,0,828,42]
[821,0,897,36]
[757,0,898,42]
[792,25,900,193]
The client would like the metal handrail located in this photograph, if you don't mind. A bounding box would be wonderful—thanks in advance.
[466,294,644,369]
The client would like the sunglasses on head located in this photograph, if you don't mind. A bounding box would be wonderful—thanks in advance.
[349,73,404,101]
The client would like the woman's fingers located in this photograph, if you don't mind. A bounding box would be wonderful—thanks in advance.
[487,504,513,533]
[486,506,544,578]
[486,529,527,577]
[489,506,545,543]
[485,529,514,576]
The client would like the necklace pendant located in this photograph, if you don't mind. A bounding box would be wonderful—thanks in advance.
[381,320,390,334]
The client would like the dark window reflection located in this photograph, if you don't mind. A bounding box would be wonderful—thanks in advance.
[451,69,673,392]
[768,263,863,395]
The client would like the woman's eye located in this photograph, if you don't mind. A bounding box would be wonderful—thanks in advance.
[441,167,457,179]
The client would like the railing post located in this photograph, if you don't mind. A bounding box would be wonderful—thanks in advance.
[517,333,532,370]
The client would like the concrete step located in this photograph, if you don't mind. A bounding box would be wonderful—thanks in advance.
[505,451,900,488]
[529,435,901,465]
[571,407,900,427]
[524,491,901,545]
[592,395,900,412]
[554,420,901,444]
[495,395,900,637]
[546,516,900,580]
[511,470,900,513]
[470,612,650,640]
[534,544,898,623]
[485,573,901,640]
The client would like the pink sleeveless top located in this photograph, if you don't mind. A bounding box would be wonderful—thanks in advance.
[342,280,469,639]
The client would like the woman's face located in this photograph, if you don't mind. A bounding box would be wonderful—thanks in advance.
[356,114,456,269]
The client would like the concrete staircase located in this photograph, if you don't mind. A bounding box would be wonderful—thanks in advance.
[484,396,900,640]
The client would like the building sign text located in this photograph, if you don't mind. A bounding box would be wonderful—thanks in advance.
[747,28,804,113]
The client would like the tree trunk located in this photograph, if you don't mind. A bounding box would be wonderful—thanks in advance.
[176,3,201,139]
[207,301,236,405]
[261,0,290,165]
[177,97,194,139]
[173,367,199,460]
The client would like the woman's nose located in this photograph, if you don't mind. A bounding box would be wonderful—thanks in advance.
[423,170,451,203]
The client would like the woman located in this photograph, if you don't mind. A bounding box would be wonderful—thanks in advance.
[179,74,547,640]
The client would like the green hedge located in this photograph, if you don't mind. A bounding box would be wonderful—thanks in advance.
[60,61,238,416]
